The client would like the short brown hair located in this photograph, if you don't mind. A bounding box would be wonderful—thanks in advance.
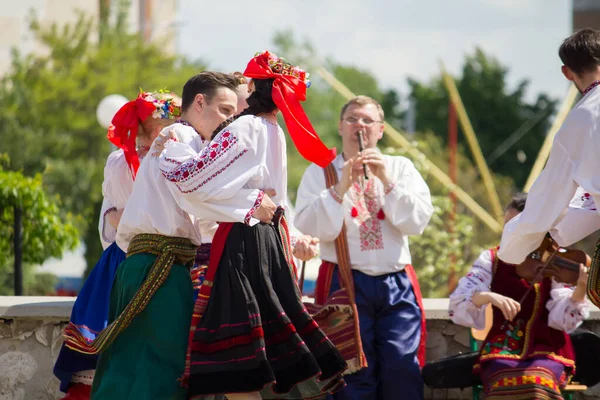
[340,95,384,122]
[232,71,248,85]
[559,28,600,75]
[181,71,238,112]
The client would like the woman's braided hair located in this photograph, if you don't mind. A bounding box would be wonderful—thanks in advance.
[211,78,276,138]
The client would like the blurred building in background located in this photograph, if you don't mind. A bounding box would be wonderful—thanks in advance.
[0,0,177,78]
[0,0,177,294]
[573,0,600,31]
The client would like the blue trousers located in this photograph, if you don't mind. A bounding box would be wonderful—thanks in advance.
[329,269,423,400]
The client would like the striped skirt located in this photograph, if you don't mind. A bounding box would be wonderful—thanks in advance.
[186,220,347,399]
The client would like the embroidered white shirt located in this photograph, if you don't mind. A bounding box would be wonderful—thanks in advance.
[294,153,433,276]
[116,122,238,252]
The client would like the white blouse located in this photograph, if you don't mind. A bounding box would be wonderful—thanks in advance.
[98,150,133,249]
[448,249,589,333]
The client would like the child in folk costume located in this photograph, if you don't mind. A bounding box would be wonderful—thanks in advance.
[54,90,182,399]
[449,193,590,400]
[154,51,347,399]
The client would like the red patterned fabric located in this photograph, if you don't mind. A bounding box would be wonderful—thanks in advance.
[107,95,155,179]
[181,222,234,387]
[61,383,91,400]
[404,264,427,368]
[474,257,575,375]
[313,262,427,368]
[243,51,336,168]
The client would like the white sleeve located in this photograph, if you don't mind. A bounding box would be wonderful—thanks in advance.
[294,163,345,241]
[158,118,266,225]
[448,249,494,330]
[98,150,133,248]
[98,198,116,249]
[551,188,600,246]
[547,279,589,333]
[102,150,133,209]
[499,139,578,264]
[382,157,434,235]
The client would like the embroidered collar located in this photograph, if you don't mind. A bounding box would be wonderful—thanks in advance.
[177,119,205,141]
[583,80,600,96]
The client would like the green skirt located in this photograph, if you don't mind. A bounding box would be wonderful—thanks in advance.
[91,253,193,400]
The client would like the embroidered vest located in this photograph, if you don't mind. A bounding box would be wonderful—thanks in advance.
[474,251,575,373]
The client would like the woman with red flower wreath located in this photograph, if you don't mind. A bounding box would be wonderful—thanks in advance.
[54,90,182,399]
[153,51,347,399]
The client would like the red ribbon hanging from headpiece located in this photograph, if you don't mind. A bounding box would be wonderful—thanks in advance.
[106,95,156,179]
[243,52,337,168]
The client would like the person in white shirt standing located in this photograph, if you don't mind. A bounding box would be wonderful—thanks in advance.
[498,28,600,307]
[295,95,434,400]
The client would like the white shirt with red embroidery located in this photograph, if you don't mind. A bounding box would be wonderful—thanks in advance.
[499,86,600,264]
[294,153,433,276]
[116,121,253,251]
[99,149,133,249]
[449,249,589,332]
[118,115,292,252]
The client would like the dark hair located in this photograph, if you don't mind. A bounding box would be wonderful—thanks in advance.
[559,28,600,75]
[211,78,277,138]
[506,192,527,213]
[232,71,248,85]
[181,72,238,112]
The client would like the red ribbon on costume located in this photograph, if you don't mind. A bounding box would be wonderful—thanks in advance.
[106,95,156,179]
[243,52,337,168]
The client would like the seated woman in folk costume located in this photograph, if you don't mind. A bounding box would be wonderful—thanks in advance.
[449,192,590,400]
[53,90,182,399]
[154,51,347,399]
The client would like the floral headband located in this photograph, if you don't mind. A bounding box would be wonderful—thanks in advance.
[257,51,311,88]
[139,89,182,120]
[107,89,181,178]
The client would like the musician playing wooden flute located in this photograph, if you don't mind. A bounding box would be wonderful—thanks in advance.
[449,193,590,400]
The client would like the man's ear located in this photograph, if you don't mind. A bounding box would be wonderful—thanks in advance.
[195,93,205,111]
[561,65,575,82]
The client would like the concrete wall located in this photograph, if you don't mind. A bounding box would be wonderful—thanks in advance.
[0,297,599,399]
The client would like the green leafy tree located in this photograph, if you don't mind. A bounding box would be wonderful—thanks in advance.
[408,48,557,189]
[0,6,206,276]
[0,162,78,294]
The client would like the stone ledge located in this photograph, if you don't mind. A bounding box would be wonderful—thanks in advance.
[1,296,599,321]
[0,296,75,320]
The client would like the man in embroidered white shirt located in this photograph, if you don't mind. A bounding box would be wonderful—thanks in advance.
[498,28,600,307]
[294,95,434,400]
